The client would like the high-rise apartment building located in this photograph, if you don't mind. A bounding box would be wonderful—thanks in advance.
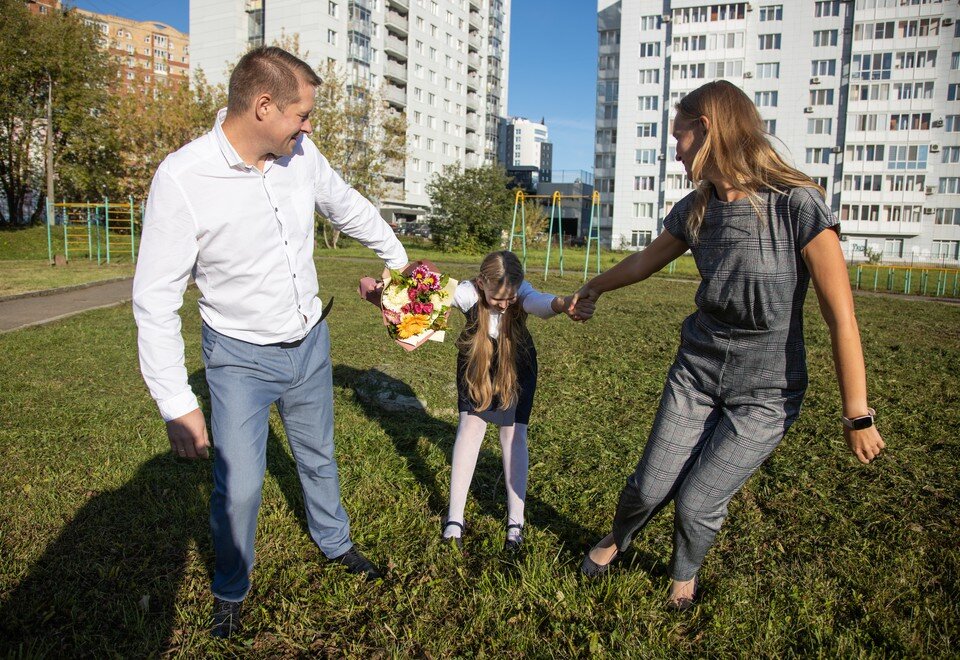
[595,0,960,263]
[24,0,190,93]
[191,0,511,223]
[498,116,551,168]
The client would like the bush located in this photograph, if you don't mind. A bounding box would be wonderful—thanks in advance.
[426,164,513,252]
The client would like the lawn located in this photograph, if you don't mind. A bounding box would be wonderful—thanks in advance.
[0,255,957,657]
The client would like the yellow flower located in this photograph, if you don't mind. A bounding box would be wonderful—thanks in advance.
[397,313,432,339]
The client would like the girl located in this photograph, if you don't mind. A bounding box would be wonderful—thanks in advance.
[442,250,585,552]
[574,81,885,608]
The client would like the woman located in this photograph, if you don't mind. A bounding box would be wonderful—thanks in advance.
[573,80,885,609]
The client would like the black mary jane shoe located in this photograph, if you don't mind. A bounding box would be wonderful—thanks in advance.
[442,520,464,550]
[503,523,523,554]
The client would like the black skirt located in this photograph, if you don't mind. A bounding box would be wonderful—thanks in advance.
[456,339,538,426]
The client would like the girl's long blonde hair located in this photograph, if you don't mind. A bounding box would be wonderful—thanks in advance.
[457,251,529,412]
[677,80,824,243]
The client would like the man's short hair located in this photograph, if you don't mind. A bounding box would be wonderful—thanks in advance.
[226,47,322,116]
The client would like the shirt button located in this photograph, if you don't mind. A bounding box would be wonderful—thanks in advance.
[293,274,297,279]
[285,240,288,245]
[274,207,278,212]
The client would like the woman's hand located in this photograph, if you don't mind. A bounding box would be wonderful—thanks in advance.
[845,426,885,464]
[568,284,601,321]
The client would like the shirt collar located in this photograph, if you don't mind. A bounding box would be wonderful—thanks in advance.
[213,108,248,170]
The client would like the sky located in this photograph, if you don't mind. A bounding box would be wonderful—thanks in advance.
[65,0,598,172]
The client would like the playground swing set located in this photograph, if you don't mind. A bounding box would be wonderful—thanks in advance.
[46,197,142,265]
[508,189,602,281]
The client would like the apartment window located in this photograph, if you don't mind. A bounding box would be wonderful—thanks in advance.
[639,42,661,57]
[327,29,337,45]
[949,84,960,102]
[815,1,841,16]
[665,174,690,190]
[635,176,655,191]
[674,63,706,79]
[887,174,925,192]
[936,208,960,225]
[840,204,880,222]
[889,113,930,131]
[638,69,660,84]
[952,52,960,70]
[758,34,781,50]
[596,178,615,193]
[851,114,881,131]
[755,91,778,107]
[636,123,658,138]
[893,81,933,100]
[932,240,960,260]
[843,174,883,191]
[894,50,937,70]
[899,17,941,38]
[813,30,838,47]
[674,35,707,51]
[757,62,780,79]
[883,239,903,259]
[759,5,783,21]
[709,60,743,78]
[855,21,895,40]
[808,118,833,134]
[811,60,836,76]
[599,29,620,45]
[638,96,659,111]
[888,144,929,169]
[846,144,884,162]
[595,153,616,169]
[763,119,777,134]
[940,178,960,194]
[640,15,662,30]
[806,148,831,164]
[631,231,653,248]
[633,203,654,218]
[636,149,658,164]
[328,1,338,16]
[945,115,960,132]
[708,32,744,49]
[943,147,960,164]
[810,89,835,106]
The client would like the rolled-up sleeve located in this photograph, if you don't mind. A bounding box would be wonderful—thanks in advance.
[313,146,407,269]
[132,163,200,421]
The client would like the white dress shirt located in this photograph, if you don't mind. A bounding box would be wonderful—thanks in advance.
[452,280,559,339]
[133,108,408,421]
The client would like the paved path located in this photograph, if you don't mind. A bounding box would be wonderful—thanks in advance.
[0,278,133,334]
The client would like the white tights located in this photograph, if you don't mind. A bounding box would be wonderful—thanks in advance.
[443,412,528,540]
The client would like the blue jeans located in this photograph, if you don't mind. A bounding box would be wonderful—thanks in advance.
[201,321,352,602]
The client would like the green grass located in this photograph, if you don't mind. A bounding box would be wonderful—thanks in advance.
[0,254,957,656]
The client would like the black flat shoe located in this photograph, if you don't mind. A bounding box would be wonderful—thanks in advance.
[503,523,523,554]
[442,520,464,550]
[210,597,242,638]
[329,546,384,581]
[580,547,620,577]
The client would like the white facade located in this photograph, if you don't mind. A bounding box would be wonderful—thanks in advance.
[500,117,549,167]
[595,0,960,263]
[190,0,511,219]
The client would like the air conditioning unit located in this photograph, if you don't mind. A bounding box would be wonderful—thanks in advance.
[931,144,940,153]
[933,119,944,128]
[944,18,954,26]
[661,14,671,22]
[810,77,821,85]
[926,186,936,195]
[831,146,842,154]
[923,207,935,214]
[804,106,815,113]
[743,71,754,78]
[657,154,666,161]
[746,3,754,11]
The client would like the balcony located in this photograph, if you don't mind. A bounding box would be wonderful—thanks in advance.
[468,33,482,51]
[349,18,372,38]
[384,83,407,109]
[465,114,479,132]
[840,220,923,236]
[466,93,479,111]
[384,34,408,60]
[384,59,407,84]
[386,0,408,13]
[468,0,481,10]
[468,10,482,30]
[465,133,480,152]
[467,52,481,71]
[466,72,479,91]
[465,153,480,168]
[385,10,408,37]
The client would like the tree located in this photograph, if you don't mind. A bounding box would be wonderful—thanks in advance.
[0,0,115,225]
[426,163,514,252]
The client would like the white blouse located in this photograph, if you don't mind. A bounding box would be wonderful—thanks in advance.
[452,279,558,339]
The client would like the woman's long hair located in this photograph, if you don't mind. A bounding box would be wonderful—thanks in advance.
[457,251,528,412]
[677,80,824,243]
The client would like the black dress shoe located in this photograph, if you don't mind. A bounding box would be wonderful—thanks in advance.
[503,523,523,554]
[330,546,384,581]
[442,520,465,550]
[210,597,242,638]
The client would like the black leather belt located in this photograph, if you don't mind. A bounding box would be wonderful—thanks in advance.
[269,297,334,348]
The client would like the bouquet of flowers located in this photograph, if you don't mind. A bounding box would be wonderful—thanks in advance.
[359,260,458,351]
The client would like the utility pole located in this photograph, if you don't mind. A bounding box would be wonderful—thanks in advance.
[45,73,54,226]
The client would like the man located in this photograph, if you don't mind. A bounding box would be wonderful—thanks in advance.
[132,47,408,638]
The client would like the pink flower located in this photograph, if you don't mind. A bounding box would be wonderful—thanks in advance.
[401,304,411,314]
[383,308,401,325]
[407,287,418,301]
[422,302,434,314]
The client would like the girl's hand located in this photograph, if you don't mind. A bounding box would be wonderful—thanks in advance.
[845,426,885,464]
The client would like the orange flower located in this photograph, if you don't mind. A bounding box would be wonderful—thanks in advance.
[396,313,432,339]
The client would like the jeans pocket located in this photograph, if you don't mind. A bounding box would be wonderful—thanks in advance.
[201,324,222,368]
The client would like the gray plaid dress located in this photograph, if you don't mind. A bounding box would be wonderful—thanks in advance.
[611,186,838,581]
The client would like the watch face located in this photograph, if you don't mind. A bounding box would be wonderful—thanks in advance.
[851,416,873,430]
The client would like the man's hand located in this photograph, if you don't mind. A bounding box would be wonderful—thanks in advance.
[166,408,210,459]
[555,293,595,321]
[568,284,602,321]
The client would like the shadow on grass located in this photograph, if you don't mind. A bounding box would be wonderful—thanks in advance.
[331,365,643,563]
